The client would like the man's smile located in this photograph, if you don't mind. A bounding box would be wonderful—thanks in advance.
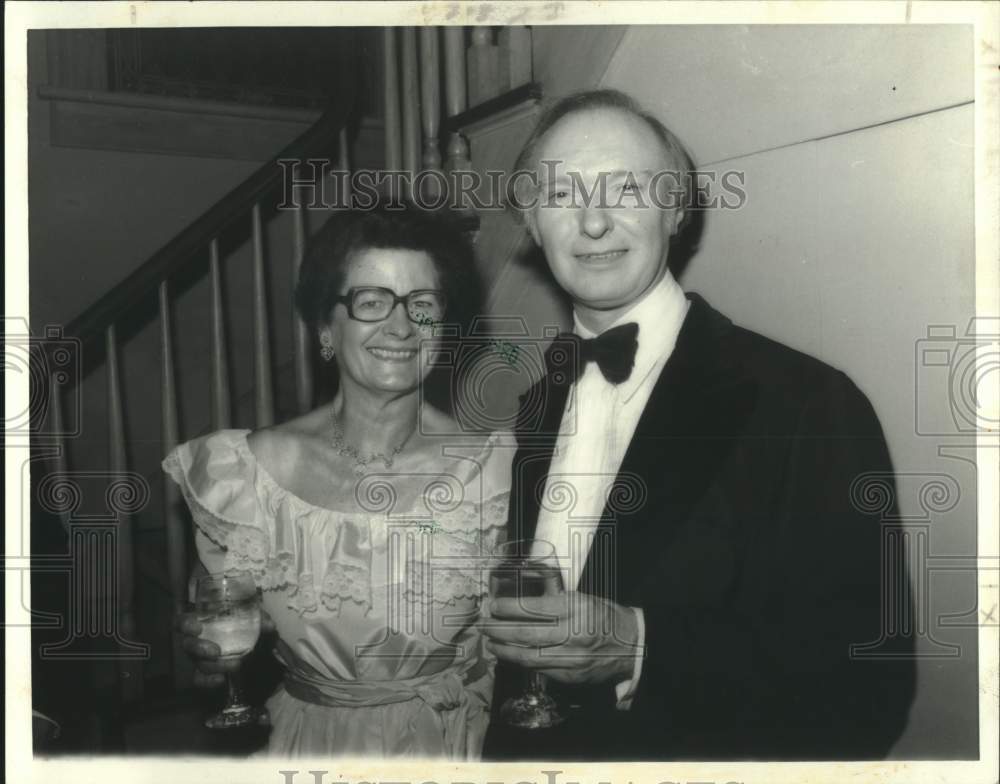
[575,249,628,264]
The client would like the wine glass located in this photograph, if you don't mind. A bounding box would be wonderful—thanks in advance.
[488,539,566,729]
[195,571,265,729]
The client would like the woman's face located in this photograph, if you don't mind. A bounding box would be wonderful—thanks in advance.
[321,247,441,397]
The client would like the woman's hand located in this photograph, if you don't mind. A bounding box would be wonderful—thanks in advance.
[175,610,276,688]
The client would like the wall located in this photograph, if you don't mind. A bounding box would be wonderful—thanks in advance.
[481,25,978,757]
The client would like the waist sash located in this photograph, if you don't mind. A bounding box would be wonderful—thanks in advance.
[279,640,488,712]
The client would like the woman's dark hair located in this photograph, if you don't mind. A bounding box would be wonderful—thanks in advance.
[295,202,482,335]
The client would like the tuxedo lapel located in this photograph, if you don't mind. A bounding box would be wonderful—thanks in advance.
[508,368,573,542]
[579,295,759,599]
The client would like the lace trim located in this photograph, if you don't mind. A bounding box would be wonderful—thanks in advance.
[167,435,510,617]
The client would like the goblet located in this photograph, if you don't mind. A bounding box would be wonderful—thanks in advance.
[489,539,565,729]
[195,571,265,729]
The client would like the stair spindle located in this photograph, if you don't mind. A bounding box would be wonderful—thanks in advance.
[209,239,232,429]
[419,27,443,205]
[401,27,421,200]
[338,126,352,206]
[443,27,467,117]
[158,282,192,687]
[252,204,275,427]
[292,206,313,415]
[105,323,143,702]
[383,28,402,173]
[48,372,71,532]
[445,133,474,210]
[467,27,500,107]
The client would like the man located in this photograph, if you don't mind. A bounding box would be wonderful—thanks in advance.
[481,89,915,760]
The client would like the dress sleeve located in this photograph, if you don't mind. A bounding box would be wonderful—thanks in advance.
[162,429,277,584]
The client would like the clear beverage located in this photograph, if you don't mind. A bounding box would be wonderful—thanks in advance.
[198,596,261,659]
[195,572,267,729]
[488,540,566,729]
[489,564,563,602]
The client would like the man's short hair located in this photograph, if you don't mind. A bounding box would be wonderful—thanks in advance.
[509,88,695,233]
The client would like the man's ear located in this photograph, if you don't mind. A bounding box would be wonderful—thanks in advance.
[525,208,542,246]
[664,204,685,237]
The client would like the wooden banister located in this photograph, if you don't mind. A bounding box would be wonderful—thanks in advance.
[64,106,348,349]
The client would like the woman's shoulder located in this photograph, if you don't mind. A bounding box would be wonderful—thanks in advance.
[417,405,514,447]
[411,408,513,501]
[246,408,331,488]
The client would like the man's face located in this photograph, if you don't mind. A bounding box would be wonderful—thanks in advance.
[526,107,684,324]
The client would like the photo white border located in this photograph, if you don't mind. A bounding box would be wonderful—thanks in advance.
[5,2,998,783]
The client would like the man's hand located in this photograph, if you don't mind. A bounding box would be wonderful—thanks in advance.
[482,591,640,685]
[175,610,276,688]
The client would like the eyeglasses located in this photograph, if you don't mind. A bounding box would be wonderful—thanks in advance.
[334,287,447,324]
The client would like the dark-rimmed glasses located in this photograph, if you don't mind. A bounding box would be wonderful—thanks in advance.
[334,287,447,324]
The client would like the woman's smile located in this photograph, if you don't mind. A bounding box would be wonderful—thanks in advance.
[367,346,418,362]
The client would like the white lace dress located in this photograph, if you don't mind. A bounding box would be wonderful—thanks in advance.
[162,429,511,758]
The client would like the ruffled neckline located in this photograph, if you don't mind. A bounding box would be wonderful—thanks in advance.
[231,427,506,518]
[163,428,511,617]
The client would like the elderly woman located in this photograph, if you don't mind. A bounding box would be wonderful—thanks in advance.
[164,205,510,758]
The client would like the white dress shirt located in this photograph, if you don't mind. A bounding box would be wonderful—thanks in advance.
[533,271,689,708]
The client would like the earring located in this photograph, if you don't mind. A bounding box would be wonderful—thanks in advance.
[320,337,334,362]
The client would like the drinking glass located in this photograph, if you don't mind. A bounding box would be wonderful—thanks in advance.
[488,539,565,729]
[195,571,265,729]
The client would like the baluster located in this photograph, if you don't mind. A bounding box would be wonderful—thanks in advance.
[419,27,443,205]
[105,323,143,702]
[209,239,232,429]
[445,133,472,173]
[383,28,402,175]
[443,26,467,117]
[252,204,274,427]
[467,27,500,107]
[498,26,532,91]
[401,27,421,201]
[446,133,474,210]
[338,126,352,207]
[292,206,313,415]
[158,281,191,687]
[48,372,71,532]
[443,26,470,184]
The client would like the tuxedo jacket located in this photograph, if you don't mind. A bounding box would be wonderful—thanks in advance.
[484,294,916,761]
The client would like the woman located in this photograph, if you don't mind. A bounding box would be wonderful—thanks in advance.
[164,204,510,758]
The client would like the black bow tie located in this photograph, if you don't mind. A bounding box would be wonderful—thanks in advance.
[544,322,639,386]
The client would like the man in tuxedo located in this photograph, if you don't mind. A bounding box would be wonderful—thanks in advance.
[481,89,915,760]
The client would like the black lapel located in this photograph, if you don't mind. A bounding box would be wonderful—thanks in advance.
[579,294,760,599]
[508,365,573,542]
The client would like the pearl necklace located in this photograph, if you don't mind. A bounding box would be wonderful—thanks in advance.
[331,412,416,475]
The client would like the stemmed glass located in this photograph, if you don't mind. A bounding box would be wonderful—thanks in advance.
[195,571,265,729]
[488,539,566,729]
